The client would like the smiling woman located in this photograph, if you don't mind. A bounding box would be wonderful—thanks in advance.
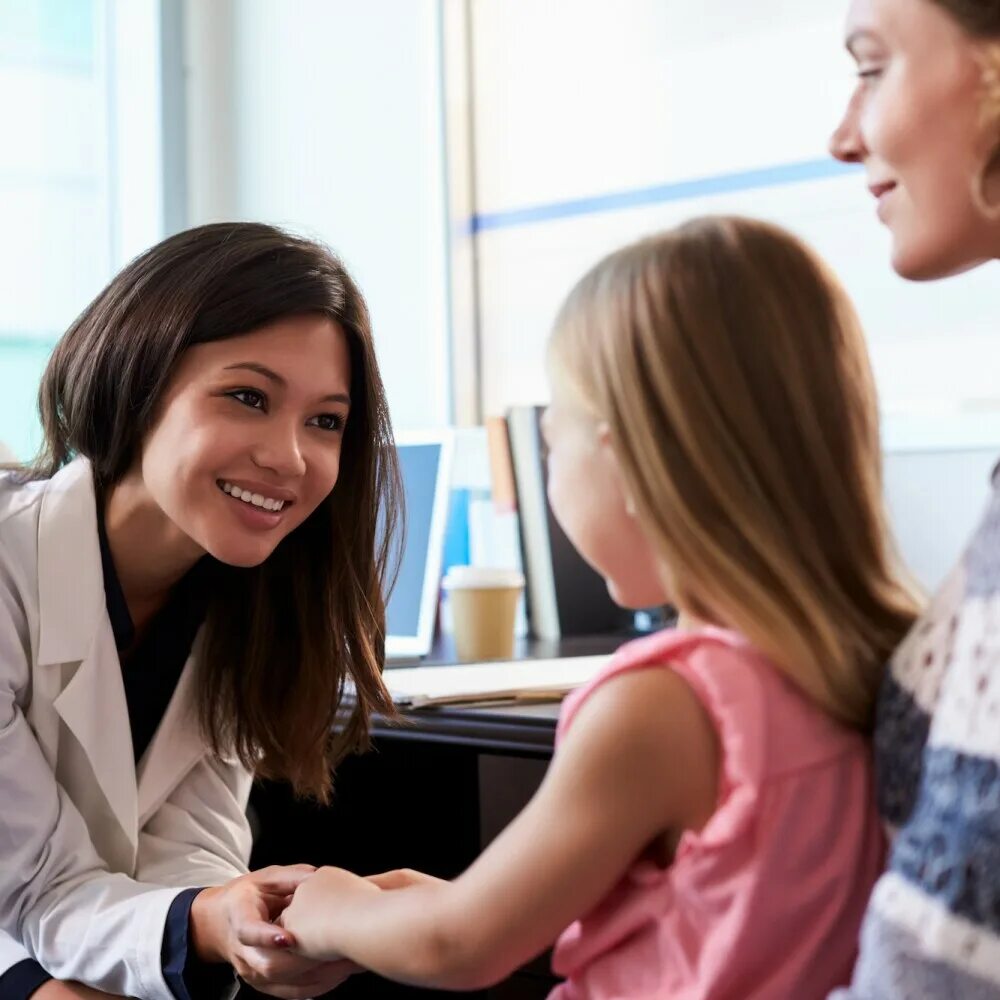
[830,0,1000,278]
[827,1,1000,998]
[0,222,402,1000]
[128,314,354,573]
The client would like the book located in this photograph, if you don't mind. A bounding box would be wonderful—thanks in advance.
[382,654,610,707]
[484,415,517,513]
[505,405,632,641]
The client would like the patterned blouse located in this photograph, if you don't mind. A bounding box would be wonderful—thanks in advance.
[835,462,1000,998]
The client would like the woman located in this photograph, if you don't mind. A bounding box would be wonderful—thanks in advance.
[0,222,401,999]
[830,0,1000,994]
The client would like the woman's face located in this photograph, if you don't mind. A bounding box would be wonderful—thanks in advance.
[139,313,352,568]
[830,0,999,279]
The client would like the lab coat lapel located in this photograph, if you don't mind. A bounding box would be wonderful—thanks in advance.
[51,621,139,853]
[37,459,140,855]
[137,641,206,827]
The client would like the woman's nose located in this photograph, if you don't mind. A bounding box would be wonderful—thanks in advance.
[830,89,866,164]
[252,422,307,478]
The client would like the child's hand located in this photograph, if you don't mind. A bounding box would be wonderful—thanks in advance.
[190,865,358,998]
[281,867,380,962]
[365,868,447,891]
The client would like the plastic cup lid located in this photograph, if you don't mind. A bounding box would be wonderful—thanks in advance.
[442,566,526,590]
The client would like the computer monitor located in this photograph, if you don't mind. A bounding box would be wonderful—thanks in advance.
[384,430,454,660]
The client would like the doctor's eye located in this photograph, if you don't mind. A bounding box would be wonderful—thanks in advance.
[228,389,267,411]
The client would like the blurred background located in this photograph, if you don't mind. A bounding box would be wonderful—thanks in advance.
[2,0,1000,587]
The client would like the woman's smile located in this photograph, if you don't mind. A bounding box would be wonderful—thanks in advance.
[217,479,294,530]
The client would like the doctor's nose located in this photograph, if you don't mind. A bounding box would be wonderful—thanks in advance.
[251,421,307,479]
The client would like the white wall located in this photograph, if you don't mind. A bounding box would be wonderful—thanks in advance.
[183,0,451,433]
[467,0,1000,425]
[884,446,995,591]
[171,0,1000,592]
[457,0,1000,590]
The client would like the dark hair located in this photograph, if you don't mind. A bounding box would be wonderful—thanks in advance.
[928,0,1000,36]
[24,221,402,801]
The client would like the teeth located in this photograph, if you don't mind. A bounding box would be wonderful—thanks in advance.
[220,481,285,511]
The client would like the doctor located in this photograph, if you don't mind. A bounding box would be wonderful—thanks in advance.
[0,222,401,999]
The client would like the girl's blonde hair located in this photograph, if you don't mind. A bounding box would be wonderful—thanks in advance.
[549,216,920,730]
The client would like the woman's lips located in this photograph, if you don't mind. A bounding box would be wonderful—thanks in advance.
[868,180,897,199]
[868,181,897,221]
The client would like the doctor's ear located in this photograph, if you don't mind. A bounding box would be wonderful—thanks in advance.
[596,421,639,518]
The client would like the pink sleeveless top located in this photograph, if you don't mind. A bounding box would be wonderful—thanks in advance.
[549,627,884,999]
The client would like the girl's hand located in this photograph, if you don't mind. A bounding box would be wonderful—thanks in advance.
[190,864,355,998]
[281,867,380,962]
[365,868,447,891]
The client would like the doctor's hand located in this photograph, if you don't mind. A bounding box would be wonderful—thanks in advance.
[190,865,358,998]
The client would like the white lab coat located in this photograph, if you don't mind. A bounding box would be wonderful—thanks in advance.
[0,458,253,998]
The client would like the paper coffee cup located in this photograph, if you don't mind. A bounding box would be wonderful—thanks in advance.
[443,566,525,662]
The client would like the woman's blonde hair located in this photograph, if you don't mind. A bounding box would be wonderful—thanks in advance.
[549,216,920,730]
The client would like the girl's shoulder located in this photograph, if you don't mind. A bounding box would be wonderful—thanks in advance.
[559,625,776,731]
[559,626,865,786]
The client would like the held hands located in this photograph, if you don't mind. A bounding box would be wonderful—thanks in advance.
[281,866,448,963]
[190,865,358,999]
[280,867,380,961]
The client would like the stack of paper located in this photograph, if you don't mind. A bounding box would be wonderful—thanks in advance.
[383,655,610,708]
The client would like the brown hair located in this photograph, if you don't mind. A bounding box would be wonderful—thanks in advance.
[22,222,401,801]
[550,217,920,730]
[927,0,1000,36]
[929,0,1000,208]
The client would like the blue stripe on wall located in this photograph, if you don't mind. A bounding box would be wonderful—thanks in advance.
[469,158,861,234]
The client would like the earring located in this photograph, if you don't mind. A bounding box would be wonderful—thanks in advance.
[974,50,1000,218]
[974,146,1000,220]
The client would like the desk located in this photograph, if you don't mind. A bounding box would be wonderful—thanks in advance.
[245,700,561,999]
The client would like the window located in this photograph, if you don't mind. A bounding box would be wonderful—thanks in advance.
[0,0,161,460]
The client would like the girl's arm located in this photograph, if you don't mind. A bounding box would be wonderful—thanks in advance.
[280,665,720,991]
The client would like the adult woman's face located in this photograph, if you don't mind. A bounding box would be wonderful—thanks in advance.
[139,314,351,568]
[830,0,1000,280]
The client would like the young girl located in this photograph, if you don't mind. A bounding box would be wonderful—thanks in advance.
[0,222,399,1000]
[280,216,920,997]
